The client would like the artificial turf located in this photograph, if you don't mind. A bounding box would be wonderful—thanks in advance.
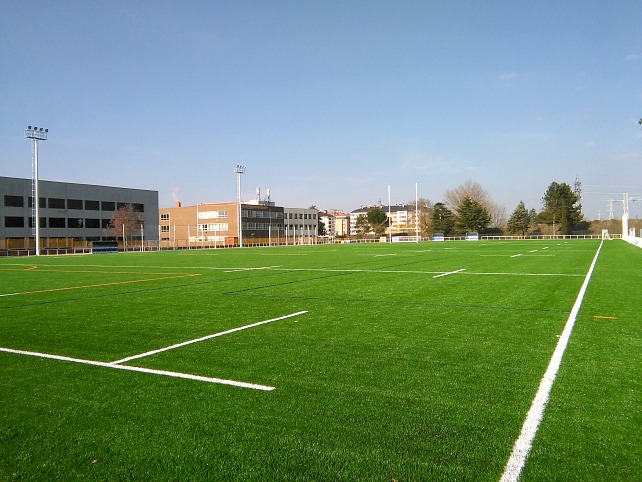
[1,239,639,480]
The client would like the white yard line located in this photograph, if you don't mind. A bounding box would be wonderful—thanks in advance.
[499,241,603,482]
[432,268,466,278]
[511,253,523,258]
[111,311,308,364]
[0,347,275,391]
[224,265,281,273]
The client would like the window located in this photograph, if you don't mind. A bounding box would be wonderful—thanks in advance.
[102,219,112,228]
[28,197,47,208]
[198,210,227,219]
[85,200,100,210]
[117,202,128,210]
[67,199,83,210]
[160,213,170,221]
[49,198,66,209]
[4,216,24,227]
[28,217,46,228]
[132,203,144,212]
[160,225,170,233]
[48,217,66,228]
[69,218,84,228]
[85,218,100,228]
[4,195,24,207]
[101,201,116,211]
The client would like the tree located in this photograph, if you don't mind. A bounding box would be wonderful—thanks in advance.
[354,214,370,238]
[406,198,433,235]
[507,201,535,236]
[110,204,143,244]
[541,182,582,235]
[456,196,491,233]
[367,207,388,237]
[431,203,455,236]
[444,180,503,228]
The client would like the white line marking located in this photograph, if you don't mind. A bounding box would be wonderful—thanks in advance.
[529,250,538,253]
[432,268,466,278]
[500,241,603,482]
[0,347,275,391]
[111,311,308,364]
[374,254,397,257]
[224,265,281,273]
[511,253,523,258]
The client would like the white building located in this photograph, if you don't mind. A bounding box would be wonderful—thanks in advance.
[283,207,319,243]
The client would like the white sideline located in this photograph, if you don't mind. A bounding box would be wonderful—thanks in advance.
[499,241,603,482]
[111,311,308,364]
[0,347,275,391]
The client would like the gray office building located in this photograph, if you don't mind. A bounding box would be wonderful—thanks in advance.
[1,176,158,252]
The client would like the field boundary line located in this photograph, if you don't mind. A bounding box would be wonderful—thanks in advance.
[0,347,275,391]
[500,240,603,482]
[111,311,308,364]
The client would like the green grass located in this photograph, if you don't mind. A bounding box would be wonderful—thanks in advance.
[0,240,640,481]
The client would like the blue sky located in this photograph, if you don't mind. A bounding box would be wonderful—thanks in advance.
[2,1,641,219]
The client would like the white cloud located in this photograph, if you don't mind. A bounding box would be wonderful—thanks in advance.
[612,151,642,162]
[498,72,518,83]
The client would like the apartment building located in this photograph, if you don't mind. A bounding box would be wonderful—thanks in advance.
[349,204,415,236]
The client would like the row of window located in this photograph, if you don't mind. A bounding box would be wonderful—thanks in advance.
[241,210,284,219]
[197,210,228,220]
[4,216,115,229]
[3,195,144,212]
[286,213,317,219]
[284,224,318,231]
[198,223,229,232]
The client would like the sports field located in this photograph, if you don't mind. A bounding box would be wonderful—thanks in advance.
[1,240,640,481]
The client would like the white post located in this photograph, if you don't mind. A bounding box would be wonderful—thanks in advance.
[33,140,40,255]
[415,182,419,242]
[122,224,126,252]
[140,223,144,252]
[388,185,392,242]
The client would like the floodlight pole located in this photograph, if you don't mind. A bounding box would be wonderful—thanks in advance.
[235,165,246,247]
[25,126,48,256]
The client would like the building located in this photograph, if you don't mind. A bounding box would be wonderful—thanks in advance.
[159,201,285,248]
[349,204,416,236]
[283,207,319,244]
[0,176,158,252]
[319,209,350,238]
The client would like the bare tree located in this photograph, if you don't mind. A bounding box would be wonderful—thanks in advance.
[444,180,504,228]
[109,204,143,245]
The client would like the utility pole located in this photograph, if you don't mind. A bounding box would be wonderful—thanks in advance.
[234,165,246,247]
[25,126,48,256]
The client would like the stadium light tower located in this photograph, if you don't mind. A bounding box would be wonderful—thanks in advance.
[25,126,48,256]
[234,165,246,247]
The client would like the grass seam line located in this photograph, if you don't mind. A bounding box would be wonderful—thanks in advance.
[110,310,309,364]
[499,240,604,482]
[0,347,275,391]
